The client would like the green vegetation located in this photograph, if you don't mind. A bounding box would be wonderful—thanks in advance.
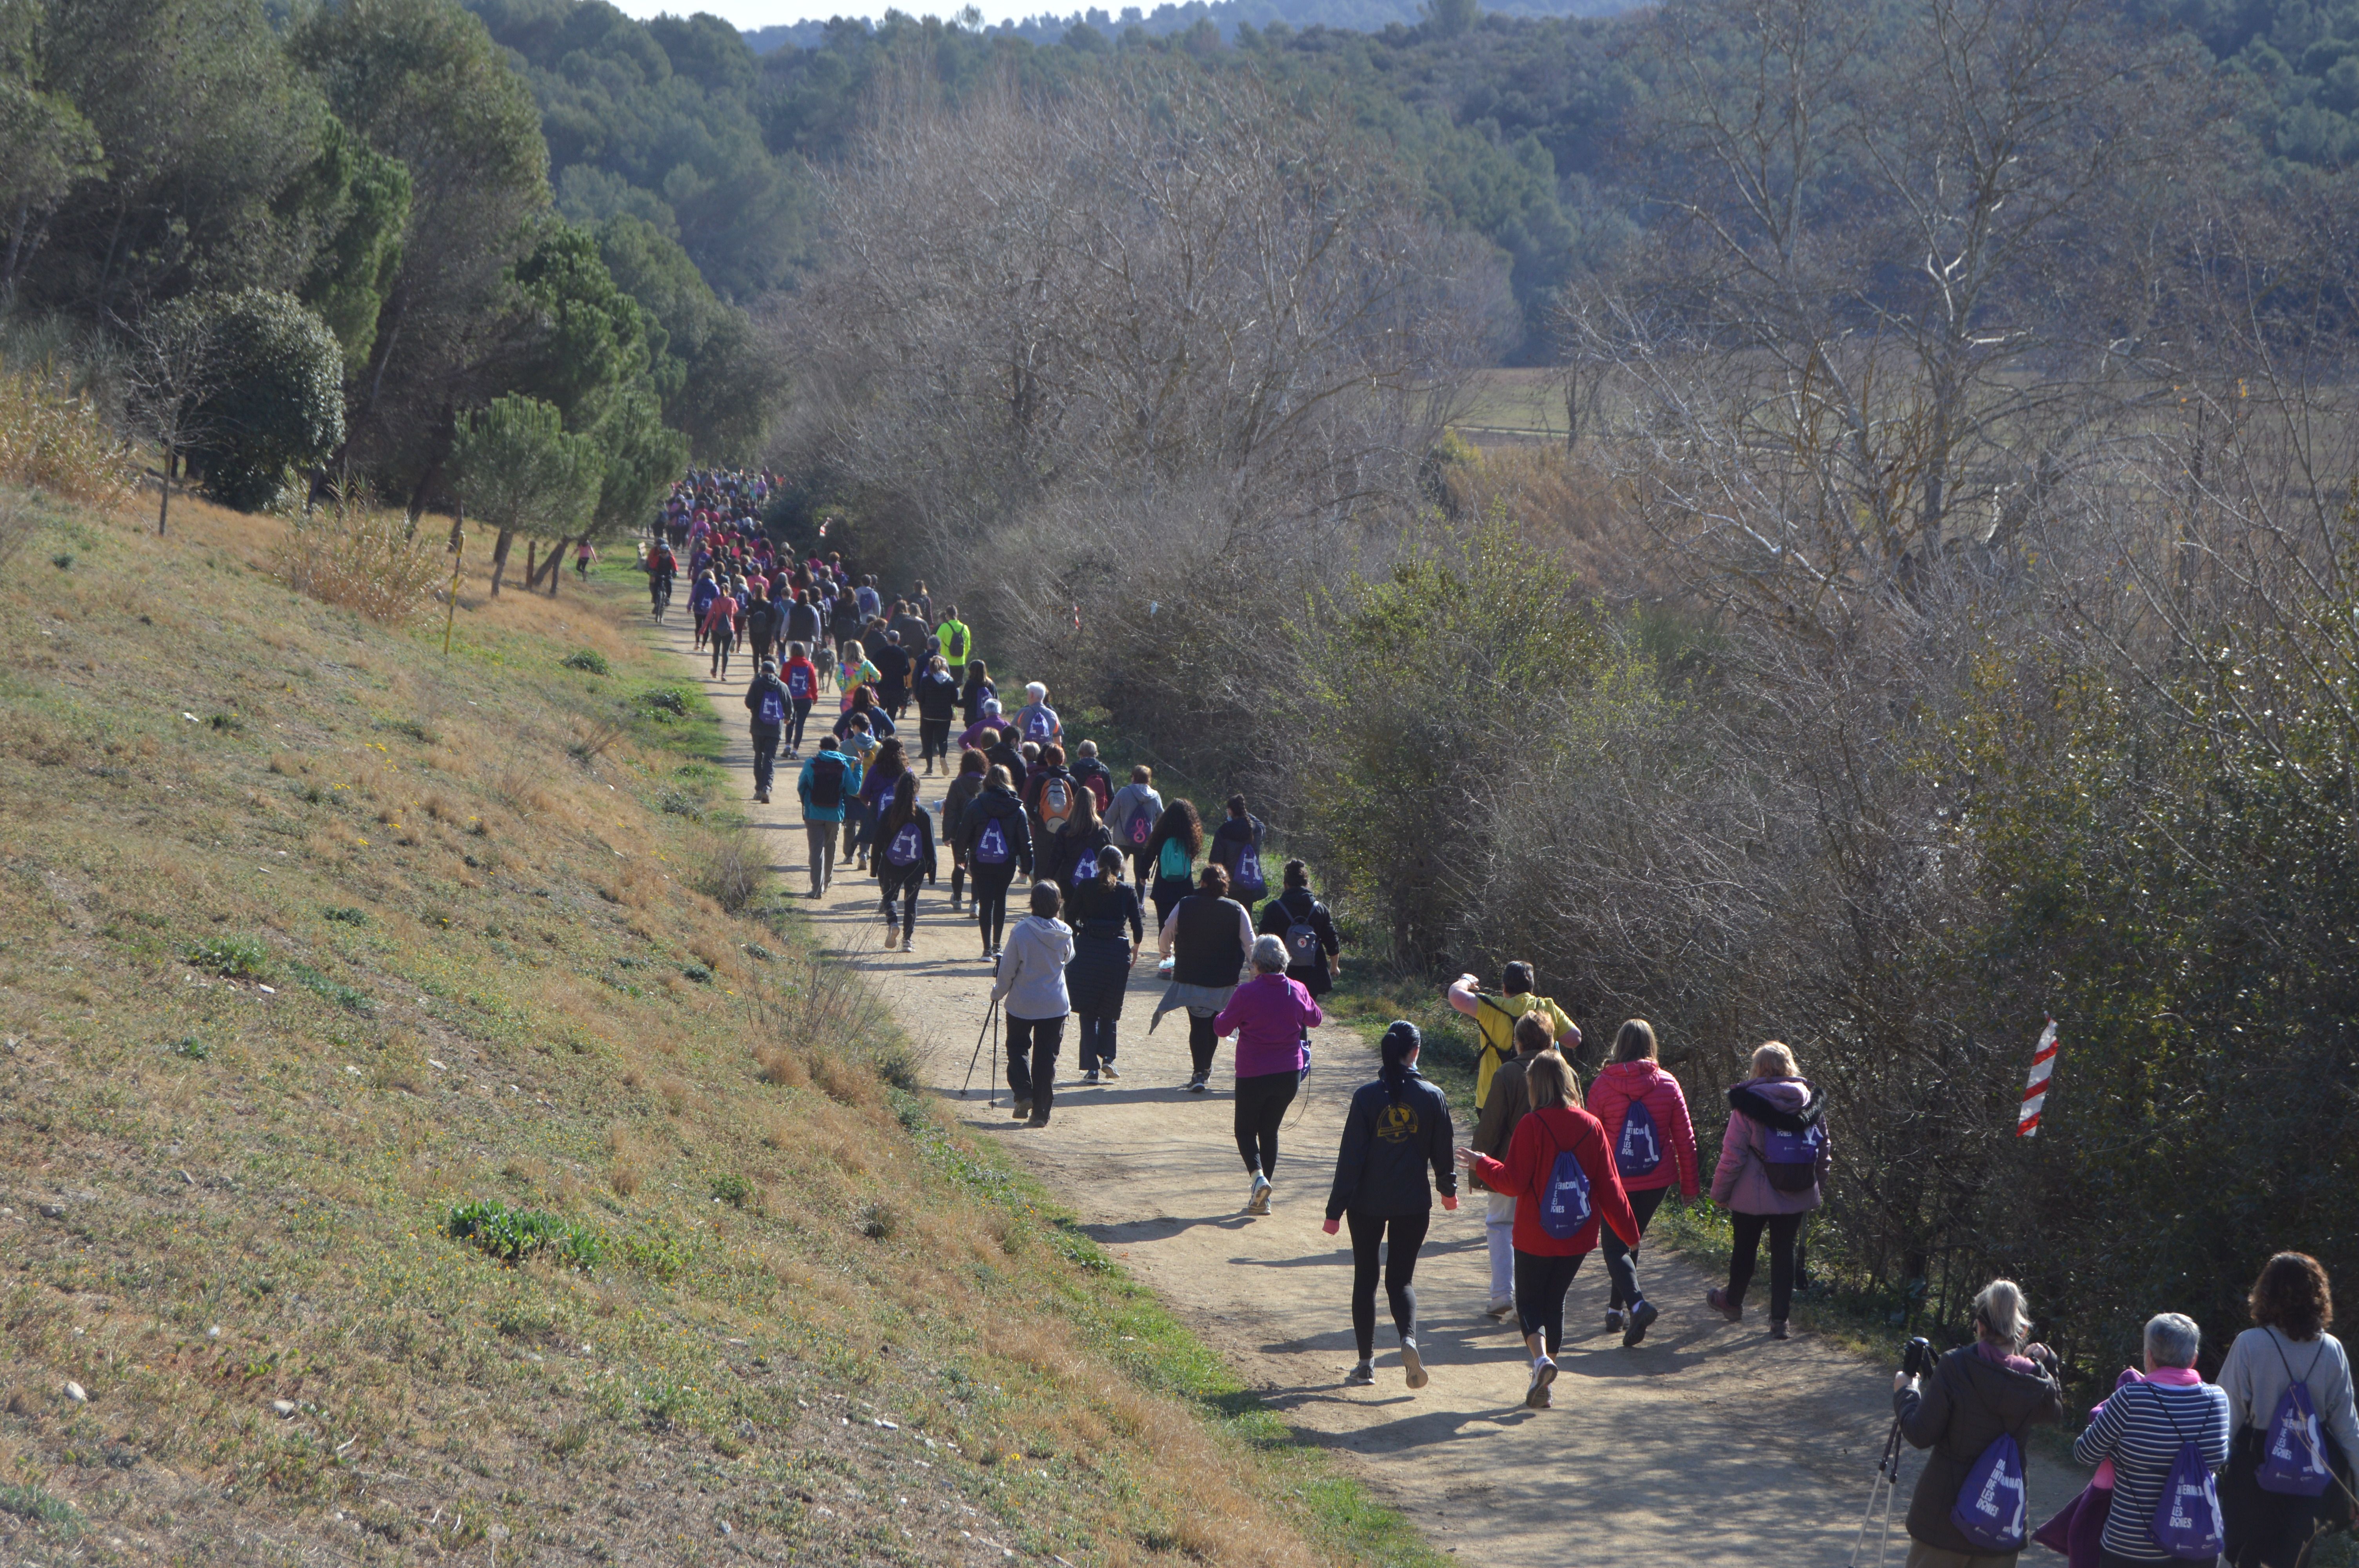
[447,1199,607,1269]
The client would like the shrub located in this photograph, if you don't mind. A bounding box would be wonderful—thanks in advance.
[709,1174,751,1207]
[447,1200,603,1271]
[854,1200,898,1240]
[186,935,268,978]
[322,906,368,925]
[638,687,689,717]
[182,290,346,510]
[563,649,611,675]
[0,1482,80,1534]
[275,506,444,624]
[168,1035,211,1061]
[0,362,138,508]
[694,828,763,915]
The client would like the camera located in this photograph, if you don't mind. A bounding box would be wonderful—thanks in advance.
[1901,1336,1932,1379]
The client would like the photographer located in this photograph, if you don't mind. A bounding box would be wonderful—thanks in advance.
[1893,1280,2067,1568]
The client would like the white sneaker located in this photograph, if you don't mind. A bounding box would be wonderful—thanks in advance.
[1099,1063,1120,1080]
[1401,1338,1428,1390]
[882,929,900,951]
[1484,1296,1515,1320]
[1247,1174,1271,1215]
[1187,1074,1208,1094]
[1525,1356,1557,1409]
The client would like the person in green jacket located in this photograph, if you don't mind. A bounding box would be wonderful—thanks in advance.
[936,605,973,673]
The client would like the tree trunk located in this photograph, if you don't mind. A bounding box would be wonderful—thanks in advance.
[489,529,516,595]
[525,537,539,588]
[157,442,173,536]
[547,534,582,597]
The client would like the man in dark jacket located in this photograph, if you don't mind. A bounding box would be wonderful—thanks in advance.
[986,732,1027,795]
[1068,739,1114,812]
[742,659,789,804]
[888,601,931,662]
[870,630,913,719]
[784,591,821,650]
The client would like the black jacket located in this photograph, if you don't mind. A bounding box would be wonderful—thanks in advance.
[958,784,1033,875]
[986,740,1027,793]
[742,672,788,730]
[1210,814,1267,895]
[942,771,986,845]
[1170,892,1247,989]
[914,669,960,723]
[871,644,912,702]
[1896,1345,2066,1553]
[1257,887,1340,996]
[784,601,821,646]
[1326,1073,1458,1221]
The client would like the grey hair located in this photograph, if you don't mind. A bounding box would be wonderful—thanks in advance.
[1974,1280,2031,1347]
[1025,681,1047,701]
[2145,1312,2202,1369]
[1251,934,1290,974]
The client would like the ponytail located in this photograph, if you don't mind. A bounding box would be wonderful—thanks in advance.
[1379,1021,1421,1104]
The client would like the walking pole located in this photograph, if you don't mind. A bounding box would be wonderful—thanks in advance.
[961,996,1001,1103]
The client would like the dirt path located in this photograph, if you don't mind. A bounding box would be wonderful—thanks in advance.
[659,617,2085,1564]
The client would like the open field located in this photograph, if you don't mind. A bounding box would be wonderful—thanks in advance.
[0,486,1437,1566]
[1450,369,1570,445]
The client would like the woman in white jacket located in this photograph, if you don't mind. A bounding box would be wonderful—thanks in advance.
[990,881,1074,1128]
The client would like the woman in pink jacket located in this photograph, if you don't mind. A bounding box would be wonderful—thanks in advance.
[1215,935,1322,1216]
[1586,1020,1699,1347]
[1706,1041,1830,1341]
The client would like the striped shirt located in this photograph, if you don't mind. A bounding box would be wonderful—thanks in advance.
[2073,1377,2231,1561]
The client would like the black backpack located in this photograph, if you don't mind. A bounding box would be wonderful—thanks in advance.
[809,753,846,808]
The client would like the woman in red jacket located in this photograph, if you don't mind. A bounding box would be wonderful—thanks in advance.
[1457,1053,1641,1409]
[1585,1019,1700,1348]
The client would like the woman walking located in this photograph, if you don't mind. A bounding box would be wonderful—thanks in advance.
[1458,1052,1639,1408]
[1144,799,1204,930]
[2221,1252,2359,1568]
[870,773,936,952]
[1215,935,1323,1215]
[1892,1279,2067,1567]
[957,764,1032,960]
[1154,864,1254,1093]
[960,658,998,726]
[851,736,909,871]
[1042,786,1114,893]
[1323,1022,1458,1391]
[914,653,961,774]
[838,639,878,712]
[989,882,1074,1127]
[1586,1019,1700,1347]
[2074,1313,2233,1567]
[1706,1041,1830,1341]
[1063,847,1143,1085]
[941,748,989,913]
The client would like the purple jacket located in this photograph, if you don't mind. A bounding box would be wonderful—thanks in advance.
[1710,1076,1830,1216]
[1212,973,1321,1078]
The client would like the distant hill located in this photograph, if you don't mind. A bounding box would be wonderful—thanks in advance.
[745,0,1637,54]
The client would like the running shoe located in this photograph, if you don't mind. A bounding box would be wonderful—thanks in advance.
[1484,1297,1514,1320]
[1098,1063,1120,1080]
[1187,1074,1208,1094]
[1010,1099,1031,1121]
[1770,1319,1790,1341]
[1623,1299,1659,1348]
[1247,1173,1270,1215]
[1401,1338,1428,1390]
[1525,1356,1557,1409]
[1707,1287,1743,1323]
[883,929,900,951]
[1344,1362,1374,1388]
[1605,1309,1625,1333]
[1081,1069,1100,1085]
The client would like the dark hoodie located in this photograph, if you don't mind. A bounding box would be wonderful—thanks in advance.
[958,783,1033,876]
[986,738,1027,794]
[742,669,788,730]
[1895,1343,2067,1554]
[1711,1076,1830,1215]
[1326,1070,1458,1221]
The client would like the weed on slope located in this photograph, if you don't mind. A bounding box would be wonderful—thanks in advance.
[0,491,1441,1567]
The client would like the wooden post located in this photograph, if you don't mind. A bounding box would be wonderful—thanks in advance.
[443,505,464,658]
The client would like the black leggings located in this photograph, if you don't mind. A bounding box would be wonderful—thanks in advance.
[1188,1012,1218,1078]
[972,862,1017,951]
[1233,1070,1299,1177]
[1728,1210,1803,1322]
[878,868,922,937]
[1600,1185,1668,1309]
[1345,1210,1430,1362]
[1515,1249,1587,1356]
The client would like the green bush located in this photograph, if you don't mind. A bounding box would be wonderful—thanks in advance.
[563,649,611,675]
[182,289,347,511]
[709,1174,750,1207]
[447,1200,604,1271]
[322,906,368,925]
[0,1482,80,1533]
[186,934,269,978]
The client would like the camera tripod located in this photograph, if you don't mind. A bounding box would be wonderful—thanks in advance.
[1847,1411,1908,1568]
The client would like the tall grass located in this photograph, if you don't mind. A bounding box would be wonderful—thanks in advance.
[0,359,138,508]
[275,503,445,623]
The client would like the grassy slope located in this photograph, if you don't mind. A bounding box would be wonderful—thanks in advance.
[0,490,1442,1568]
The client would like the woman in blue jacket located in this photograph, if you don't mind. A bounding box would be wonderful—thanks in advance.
[1324,1022,1458,1393]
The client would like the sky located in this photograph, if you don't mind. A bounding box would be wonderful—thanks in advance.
[610,0,1050,27]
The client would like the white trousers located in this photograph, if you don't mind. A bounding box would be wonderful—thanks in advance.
[1485,1192,1516,1303]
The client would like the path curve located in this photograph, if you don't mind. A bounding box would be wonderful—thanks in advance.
[657,615,2084,1564]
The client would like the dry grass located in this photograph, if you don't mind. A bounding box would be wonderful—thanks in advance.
[274,503,448,623]
[0,360,139,507]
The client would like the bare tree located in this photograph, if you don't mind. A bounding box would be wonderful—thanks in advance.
[120,300,220,537]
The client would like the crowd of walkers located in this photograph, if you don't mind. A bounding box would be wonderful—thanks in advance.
[665,523,2358,1568]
